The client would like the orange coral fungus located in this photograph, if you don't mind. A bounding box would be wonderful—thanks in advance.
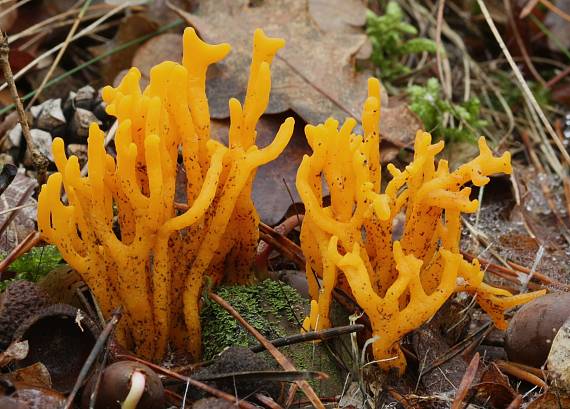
[38,28,294,361]
[296,78,545,373]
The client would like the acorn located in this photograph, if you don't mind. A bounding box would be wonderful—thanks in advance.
[0,280,50,350]
[505,292,570,367]
[81,361,165,409]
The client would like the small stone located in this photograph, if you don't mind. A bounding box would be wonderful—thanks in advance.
[8,123,22,147]
[74,85,96,110]
[66,144,88,168]
[62,91,76,117]
[93,100,111,123]
[30,129,54,162]
[34,99,66,132]
[70,108,101,141]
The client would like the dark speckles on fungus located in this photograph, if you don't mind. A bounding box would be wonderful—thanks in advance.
[37,28,294,362]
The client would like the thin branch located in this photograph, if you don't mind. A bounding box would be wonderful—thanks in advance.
[0,31,49,182]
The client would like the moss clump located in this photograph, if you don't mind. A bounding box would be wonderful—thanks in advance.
[0,245,63,292]
[200,279,346,396]
[201,279,304,360]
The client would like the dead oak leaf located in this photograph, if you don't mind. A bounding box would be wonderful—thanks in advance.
[173,0,383,126]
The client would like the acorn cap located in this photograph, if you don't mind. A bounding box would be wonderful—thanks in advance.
[0,280,50,350]
[505,292,570,367]
[81,361,165,409]
[13,304,100,393]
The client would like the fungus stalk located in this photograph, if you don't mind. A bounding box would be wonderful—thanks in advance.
[297,77,545,374]
[38,28,294,361]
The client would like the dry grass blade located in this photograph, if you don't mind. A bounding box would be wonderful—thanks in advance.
[0,0,31,20]
[0,202,34,216]
[26,0,94,107]
[208,292,326,409]
[451,352,479,409]
[0,0,133,93]
[476,0,570,169]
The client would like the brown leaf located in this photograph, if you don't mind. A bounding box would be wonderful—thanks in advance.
[211,112,309,225]
[90,13,159,85]
[131,33,183,80]
[173,0,387,125]
[0,362,52,389]
[308,0,367,34]
[471,363,517,409]
[0,172,37,253]
[527,391,570,409]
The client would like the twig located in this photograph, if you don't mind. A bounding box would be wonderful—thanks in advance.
[117,354,259,409]
[27,0,94,107]
[495,360,548,389]
[258,231,304,268]
[250,324,364,353]
[65,307,123,409]
[257,215,303,266]
[255,393,284,409]
[496,360,548,380]
[451,353,479,409]
[0,230,40,277]
[545,64,570,88]
[532,0,570,22]
[0,31,49,183]
[208,292,326,409]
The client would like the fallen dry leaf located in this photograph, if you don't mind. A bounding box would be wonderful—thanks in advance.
[0,362,52,389]
[0,172,37,253]
[211,112,309,224]
[90,13,159,85]
[0,340,28,367]
[308,0,367,34]
[131,33,183,79]
[173,0,383,125]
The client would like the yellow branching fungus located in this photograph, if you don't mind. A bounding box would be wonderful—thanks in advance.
[38,28,294,361]
[297,78,545,374]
